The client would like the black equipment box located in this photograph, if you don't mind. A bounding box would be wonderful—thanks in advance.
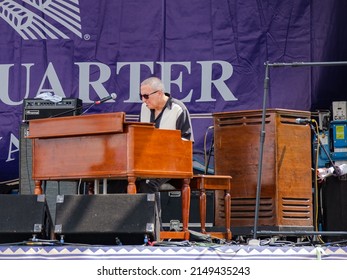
[161,190,214,229]
[23,98,82,121]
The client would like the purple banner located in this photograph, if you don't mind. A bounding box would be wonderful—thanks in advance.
[0,0,346,184]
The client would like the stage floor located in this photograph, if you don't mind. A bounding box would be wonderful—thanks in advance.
[1,243,347,260]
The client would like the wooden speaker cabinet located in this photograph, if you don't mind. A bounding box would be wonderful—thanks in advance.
[213,109,313,235]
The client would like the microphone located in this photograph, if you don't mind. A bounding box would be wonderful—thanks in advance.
[94,93,117,104]
[295,118,313,124]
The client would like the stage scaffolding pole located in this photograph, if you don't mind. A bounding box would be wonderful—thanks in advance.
[253,60,347,240]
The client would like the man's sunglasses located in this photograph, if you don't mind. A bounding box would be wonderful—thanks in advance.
[139,90,159,100]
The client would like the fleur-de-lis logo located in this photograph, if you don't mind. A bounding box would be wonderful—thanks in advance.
[0,0,82,39]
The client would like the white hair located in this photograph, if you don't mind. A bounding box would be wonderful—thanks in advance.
[141,77,165,92]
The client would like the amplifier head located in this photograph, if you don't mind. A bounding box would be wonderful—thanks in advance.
[23,98,82,121]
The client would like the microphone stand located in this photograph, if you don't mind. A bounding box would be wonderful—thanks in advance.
[50,101,105,118]
[252,60,347,241]
[81,93,117,115]
[252,61,269,241]
[205,134,214,175]
[80,103,96,115]
[204,126,214,175]
[49,104,85,118]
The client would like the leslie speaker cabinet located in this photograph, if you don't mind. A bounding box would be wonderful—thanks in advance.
[213,109,313,235]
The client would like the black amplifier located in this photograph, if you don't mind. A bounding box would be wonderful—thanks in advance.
[161,190,214,230]
[23,98,82,121]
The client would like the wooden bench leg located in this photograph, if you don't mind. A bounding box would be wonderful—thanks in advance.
[160,178,191,241]
[225,191,232,241]
[199,188,207,234]
[191,175,232,241]
[181,178,191,240]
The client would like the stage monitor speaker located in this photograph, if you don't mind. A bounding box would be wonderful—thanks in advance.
[54,194,158,245]
[161,190,214,230]
[19,123,78,222]
[0,194,52,244]
[322,176,347,242]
